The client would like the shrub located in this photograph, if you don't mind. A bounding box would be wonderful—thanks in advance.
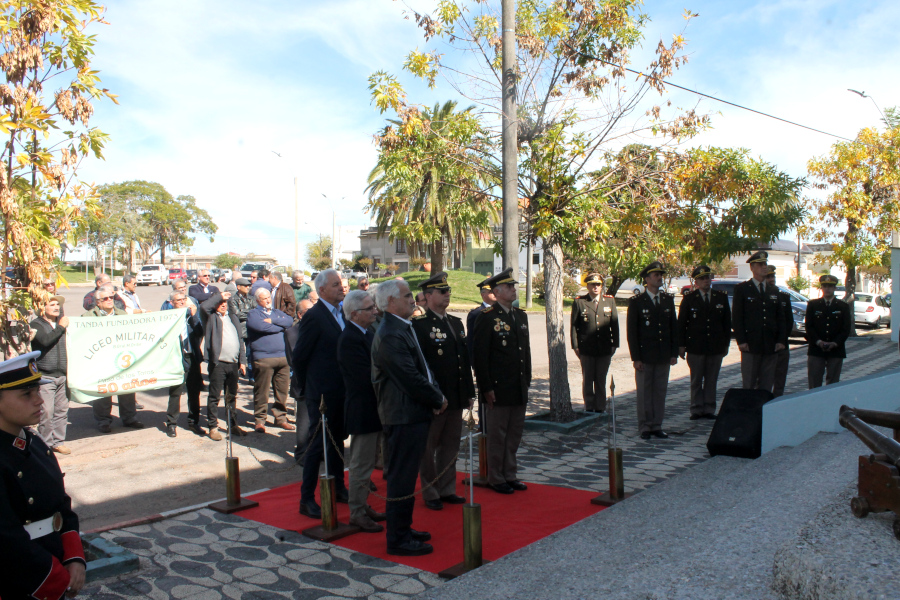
[532,272,580,300]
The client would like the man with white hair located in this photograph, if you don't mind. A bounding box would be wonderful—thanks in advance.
[189,269,218,304]
[246,287,294,433]
[294,268,349,518]
[371,278,447,556]
[291,270,311,304]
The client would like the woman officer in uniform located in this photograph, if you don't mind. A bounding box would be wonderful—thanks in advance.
[0,351,86,599]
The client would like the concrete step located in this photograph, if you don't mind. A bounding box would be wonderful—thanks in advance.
[420,431,862,600]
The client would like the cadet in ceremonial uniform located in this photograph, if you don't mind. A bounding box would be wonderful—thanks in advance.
[732,251,787,393]
[570,272,619,413]
[677,265,731,419]
[805,274,851,388]
[472,268,532,494]
[467,278,495,431]
[627,261,678,439]
[412,272,476,510]
[767,266,795,397]
[0,352,86,600]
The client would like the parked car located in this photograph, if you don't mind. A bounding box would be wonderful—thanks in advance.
[186,269,198,283]
[854,293,891,329]
[710,279,808,338]
[239,263,268,278]
[136,264,169,286]
[221,269,233,283]
[681,283,696,295]
[168,267,187,282]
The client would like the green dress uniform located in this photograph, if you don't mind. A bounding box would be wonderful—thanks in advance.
[570,293,619,412]
[772,287,794,397]
[731,278,787,393]
[677,286,731,417]
[412,301,476,503]
[627,289,678,435]
[805,297,851,388]
[472,289,531,487]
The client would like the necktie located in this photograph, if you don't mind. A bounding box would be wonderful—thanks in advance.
[704,292,709,305]
[654,295,659,308]
[759,282,764,295]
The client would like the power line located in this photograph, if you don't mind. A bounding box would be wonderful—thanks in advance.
[571,47,856,143]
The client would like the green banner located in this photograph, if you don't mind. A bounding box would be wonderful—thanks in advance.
[65,309,187,403]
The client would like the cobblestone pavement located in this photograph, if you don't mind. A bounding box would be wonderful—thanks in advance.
[81,331,898,598]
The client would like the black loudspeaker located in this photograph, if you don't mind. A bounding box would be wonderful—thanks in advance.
[706,388,774,459]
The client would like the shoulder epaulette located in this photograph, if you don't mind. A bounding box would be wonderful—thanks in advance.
[412,314,427,320]
[603,294,613,298]
[482,305,495,313]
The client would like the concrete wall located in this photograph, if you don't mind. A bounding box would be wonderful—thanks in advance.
[761,366,900,454]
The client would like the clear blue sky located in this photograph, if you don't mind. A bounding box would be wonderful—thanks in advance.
[76,0,900,266]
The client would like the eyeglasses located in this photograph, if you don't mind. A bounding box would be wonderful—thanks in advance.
[200,274,210,278]
[358,305,377,312]
[172,297,187,303]
[434,288,451,295]
[97,295,113,301]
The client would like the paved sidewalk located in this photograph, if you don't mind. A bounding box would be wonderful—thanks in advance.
[79,331,898,598]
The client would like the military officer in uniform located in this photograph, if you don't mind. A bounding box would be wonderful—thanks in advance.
[467,278,495,431]
[805,274,851,388]
[0,352,86,600]
[412,272,476,510]
[677,265,731,419]
[732,251,787,393]
[766,266,795,397]
[472,268,532,494]
[627,261,678,440]
[570,272,619,413]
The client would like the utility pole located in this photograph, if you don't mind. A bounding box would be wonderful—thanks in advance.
[331,212,337,270]
[501,0,518,277]
[294,177,299,272]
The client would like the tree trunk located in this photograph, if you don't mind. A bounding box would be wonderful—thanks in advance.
[159,235,166,265]
[431,237,444,274]
[543,237,574,422]
[845,222,858,337]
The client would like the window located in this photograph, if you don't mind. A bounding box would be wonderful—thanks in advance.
[395,239,407,254]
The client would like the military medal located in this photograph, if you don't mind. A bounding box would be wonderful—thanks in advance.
[502,340,507,346]
[438,349,443,355]
[13,437,26,450]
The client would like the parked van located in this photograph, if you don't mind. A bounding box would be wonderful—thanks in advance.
[136,264,169,286]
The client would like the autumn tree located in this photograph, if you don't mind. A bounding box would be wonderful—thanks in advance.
[305,234,331,271]
[0,0,118,355]
[807,125,900,303]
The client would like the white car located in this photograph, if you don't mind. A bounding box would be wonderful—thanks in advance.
[136,264,169,286]
[854,293,891,329]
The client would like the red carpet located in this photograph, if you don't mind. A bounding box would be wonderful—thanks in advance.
[239,472,605,573]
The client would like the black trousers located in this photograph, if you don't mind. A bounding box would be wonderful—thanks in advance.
[300,396,347,502]
[167,354,202,426]
[384,421,430,548]
[208,361,239,428]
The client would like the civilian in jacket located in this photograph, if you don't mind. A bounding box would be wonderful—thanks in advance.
[372,279,447,556]
[731,251,787,393]
[161,289,202,437]
[189,269,218,304]
[338,290,385,533]
[228,278,257,340]
[83,284,145,433]
[472,268,532,494]
[247,288,295,432]
[291,270,312,302]
[627,262,678,439]
[806,274,852,388]
[270,271,297,318]
[30,295,71,454]
[412,272,475,510]
[570,273,619,413]
[200,291,247,440]
[677,265,731,419]
[83,273,125,312]
[294,269,348,518]
[250,268,272,299]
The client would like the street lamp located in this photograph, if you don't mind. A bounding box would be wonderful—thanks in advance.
[272,151,300,271]
[847,89,886,122]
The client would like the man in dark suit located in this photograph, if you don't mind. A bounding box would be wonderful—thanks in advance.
[570,272,618,413]
[338,290,385,533]
[412,272,476,511]
[189,269,218,304]
[627,261,678,440]
[677,265,731,420]
[472,268,532,494]
[806,274,851,388]
[372,278,447,556]
[766,265,795,397]
[293,268,348,519]
[732,251,786,393]
[199,291,247,439]
[161,289,202,438]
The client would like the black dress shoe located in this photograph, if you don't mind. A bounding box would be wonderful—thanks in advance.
[424,499,443,511]
[335,489,349,504]
[387,540,433,556]
[368,480,377,492]
[299,500,321,519]
[410,529,431,542]
[135,403,145,410]
[689,414,702,420]
[123,420,145,429]
[640,432,652,440]
[490,482,515,495]
[507,480,528,491]
[652,430,669,439]
[440,494,466,504]
[702,413,717,419]
[165,424,177,438]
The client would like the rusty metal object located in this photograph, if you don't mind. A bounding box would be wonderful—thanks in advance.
[839,406,900,541]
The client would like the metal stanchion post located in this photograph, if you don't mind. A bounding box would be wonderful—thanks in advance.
[302,396,358,541]
[209,406,259,513]
[592,377,632,506]
[440,410,489,579]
